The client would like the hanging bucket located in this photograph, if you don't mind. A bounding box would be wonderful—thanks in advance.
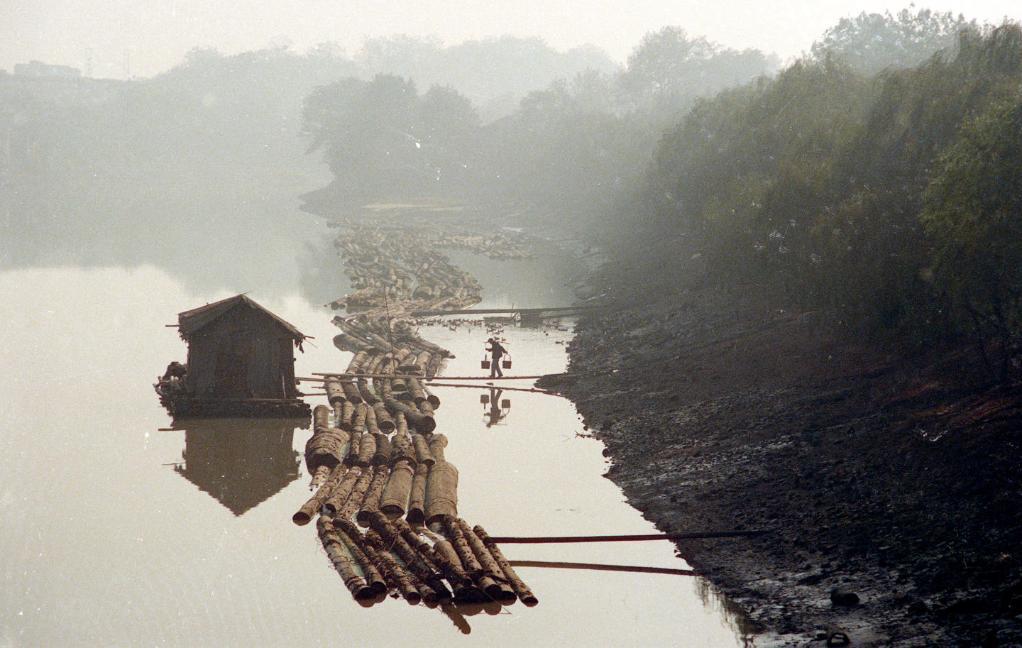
[502,358,512,369]
[481,358,491,370]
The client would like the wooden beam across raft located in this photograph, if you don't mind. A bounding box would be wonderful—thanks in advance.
[303,373,560,381]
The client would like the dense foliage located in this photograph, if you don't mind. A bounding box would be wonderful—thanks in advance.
[811,8,975,74]
[640,24,1022,374]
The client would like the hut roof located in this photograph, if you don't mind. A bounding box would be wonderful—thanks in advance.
[177,294,306,341]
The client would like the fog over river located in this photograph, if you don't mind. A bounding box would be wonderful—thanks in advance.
[0,229,752,645]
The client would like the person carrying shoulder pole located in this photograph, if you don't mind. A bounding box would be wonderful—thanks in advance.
[486,337,507,378]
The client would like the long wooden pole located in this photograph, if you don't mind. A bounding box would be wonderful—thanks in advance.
[508,560,697,576]
[302,373,557,382]
[485,530,770,544]
[306,383,554,396]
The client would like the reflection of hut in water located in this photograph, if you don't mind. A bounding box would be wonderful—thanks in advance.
[156,294,311,418]
[172,418,305,515]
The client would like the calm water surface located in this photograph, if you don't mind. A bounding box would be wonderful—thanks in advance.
[0,250,751,646]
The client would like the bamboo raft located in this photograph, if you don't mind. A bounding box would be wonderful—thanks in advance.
[293,223,539,610]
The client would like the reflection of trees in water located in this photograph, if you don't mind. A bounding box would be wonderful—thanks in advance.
[170,418,305,515]
[445,247,577,309]
[695,577,760,646]
[1,181,330,298]
[296,235,353,306]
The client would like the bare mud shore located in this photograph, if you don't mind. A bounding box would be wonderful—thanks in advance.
[543,266,1022,646]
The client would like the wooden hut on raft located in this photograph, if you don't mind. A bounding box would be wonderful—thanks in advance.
[155,294,312,418]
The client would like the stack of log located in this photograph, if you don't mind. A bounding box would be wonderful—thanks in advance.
[432,231,532,260]
[296,404,536,609]
[326,225,486,317]
[295,222,538,611]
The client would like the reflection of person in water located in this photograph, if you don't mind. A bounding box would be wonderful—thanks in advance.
[485,387,508,427]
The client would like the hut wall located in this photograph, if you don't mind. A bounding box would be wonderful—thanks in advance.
[184,304,299,399]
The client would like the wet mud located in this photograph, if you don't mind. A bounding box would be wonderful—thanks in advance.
[547,268,1022,646]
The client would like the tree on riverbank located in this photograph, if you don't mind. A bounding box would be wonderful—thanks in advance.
[624,22,1022,378]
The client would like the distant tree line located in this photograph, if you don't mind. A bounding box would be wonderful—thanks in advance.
[301,27,774,216]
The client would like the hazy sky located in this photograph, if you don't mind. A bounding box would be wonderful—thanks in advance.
[3,0,1020,79]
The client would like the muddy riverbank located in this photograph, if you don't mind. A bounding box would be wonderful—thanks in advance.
[546,261,1022,646]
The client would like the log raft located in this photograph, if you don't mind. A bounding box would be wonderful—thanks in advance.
[297,224,542,611]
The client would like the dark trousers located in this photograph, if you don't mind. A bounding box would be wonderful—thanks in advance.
[490,358,503,378]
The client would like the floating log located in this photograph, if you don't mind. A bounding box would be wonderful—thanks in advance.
[365,403,381,435]
[357,373,379,404]
[313,404,331,431]
[340,351,364,404]
[418,400,435,418]
[372,433,391,465]
[323,466,363,515]
[380,459,414,519]
[356,432,376,467]
[333,332,371,353]
[337,467,376,519]
[393,518,442,576]
[392,518,452,603]
[356,465,391,527]
[411,434,435,466]
[325,378,346,405]
[428,533,469,585]
[372,402,396,433]
[339,401,355,430]
[425,460,458,525]
[443,516,482,577]
[304,427,349,471]
[335,524,387,596]
[317,517,373,601]
[367,332,397,354]
[346,429,363,466]
[427,434,447,462]
[424,385,441,408]
[309,464,331,490]
[349,350,368,372]
[390,430,415,465]
[367,513,444,605]
[460,520,515,604]
[407,377,426,403]
[474,524,538,606]
[426,356,443,380]
[392,373,408,394]
[363,530,421,605]
[293,464,347,525]
[385,398,435,433]
[340,380,362,404]
[352,403,368,431]
[407,462,429,524]
[414,351,431,374]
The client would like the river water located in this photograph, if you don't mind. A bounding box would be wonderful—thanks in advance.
[0,240,752,646]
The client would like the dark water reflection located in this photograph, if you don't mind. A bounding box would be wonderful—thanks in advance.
[169,419,306,516]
